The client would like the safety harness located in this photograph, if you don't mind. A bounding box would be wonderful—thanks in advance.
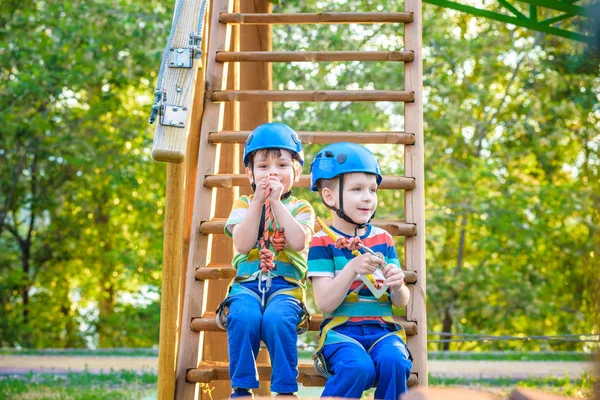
[216,189,309,333]
[312,218,410,378]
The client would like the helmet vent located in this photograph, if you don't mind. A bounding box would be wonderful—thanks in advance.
[324,151,335,158]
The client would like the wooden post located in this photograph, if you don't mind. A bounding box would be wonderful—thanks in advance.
[404,0,428,386]
[156,1,212,398]
[152,1,208,163]
[175,0,234,398]
[157,163,185,400]
[178,0,213,366]
[200,4,239,397]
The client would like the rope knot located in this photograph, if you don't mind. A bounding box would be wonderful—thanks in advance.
[258,184,287,272]
[335,236,362,252]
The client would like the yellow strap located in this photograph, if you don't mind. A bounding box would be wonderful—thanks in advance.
[382,316,407,343]
[314,316,349,356]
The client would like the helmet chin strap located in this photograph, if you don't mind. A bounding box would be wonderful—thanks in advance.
[321,174,375,236]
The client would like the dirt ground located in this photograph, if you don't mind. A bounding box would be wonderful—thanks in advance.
[0,356,593,379]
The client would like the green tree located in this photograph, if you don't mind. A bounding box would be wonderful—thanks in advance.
[0,0,169,347]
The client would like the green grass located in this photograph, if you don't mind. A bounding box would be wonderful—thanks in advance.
[0,371,594,399]
[0,348,158,357]
[0,370,157,400]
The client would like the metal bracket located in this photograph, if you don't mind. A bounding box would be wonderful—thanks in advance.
[160,104,188,128]
[190,32,203,60]
[168,48,193,68]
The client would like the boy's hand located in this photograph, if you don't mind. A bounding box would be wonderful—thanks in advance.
[383,264,405,291]
[266,175,284,201]
[350,253,384,276]
[253,178,268,204]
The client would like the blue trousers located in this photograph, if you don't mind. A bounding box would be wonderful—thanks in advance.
[321,323,412,400]
[226,277,303,393]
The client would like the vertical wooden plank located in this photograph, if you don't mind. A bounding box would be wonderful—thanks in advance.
[175,0,234,398]
[152,0,209,163]
[159,1,214,398]
[178,0,213,362]
[200,4,238,397]
[157,163,186,400]
[404,0,428,387]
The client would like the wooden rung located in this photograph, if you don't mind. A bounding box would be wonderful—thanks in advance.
[211,90,414,102]
[188,361,418,387]
[204,175,415,190]
[209,131,416,145]
[191,312,418,335]
[200,219,417,237]
[219,12,414,25]
[216,51,414,63]
[195,266,418,284]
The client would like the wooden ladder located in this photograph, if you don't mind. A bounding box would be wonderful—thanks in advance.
[153,0,427,399]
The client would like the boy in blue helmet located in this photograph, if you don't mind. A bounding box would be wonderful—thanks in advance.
[218,122,315,398]
[307,142,412,400]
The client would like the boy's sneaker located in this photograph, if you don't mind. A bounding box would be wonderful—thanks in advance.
[230,388,253,398]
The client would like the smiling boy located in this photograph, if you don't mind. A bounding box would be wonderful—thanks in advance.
[307,142,412,400]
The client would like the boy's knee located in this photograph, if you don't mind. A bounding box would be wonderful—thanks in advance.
[227,299,262,328]
[336,357,376,386]
[262,308,299,334]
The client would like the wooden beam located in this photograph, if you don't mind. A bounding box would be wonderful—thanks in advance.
[174,0,233,398]
[191,313,418,334]
[199,218,417,236]
[405,0,428,388]
[216,50,414,62]
[156,163,185,400]
[203,174,416,190]
[195,265,418,284]
[188,362,418,387]
[211,90,414,102]
[151,0,207,163]
[220,12,414,24]
[209,131,416,145]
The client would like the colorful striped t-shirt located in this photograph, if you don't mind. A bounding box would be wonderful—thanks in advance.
[225,194,315,278]
[307,224,401,323]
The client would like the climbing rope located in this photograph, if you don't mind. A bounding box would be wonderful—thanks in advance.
[329,229,383,290]
[334,236,362,253]
[259,185,287,273]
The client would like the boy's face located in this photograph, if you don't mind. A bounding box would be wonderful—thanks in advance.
[322,173,378,225]
[245,149,301,194]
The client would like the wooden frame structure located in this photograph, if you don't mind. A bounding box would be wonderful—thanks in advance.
[152,1,427,398]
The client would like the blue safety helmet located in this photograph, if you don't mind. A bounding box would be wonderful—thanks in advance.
[243,123,304,167]
[310,142,382,191]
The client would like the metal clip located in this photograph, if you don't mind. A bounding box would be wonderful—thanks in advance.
[257,271,273,307]
[160,104,188,128]
[149,90,167,125]
[190,32,203,60]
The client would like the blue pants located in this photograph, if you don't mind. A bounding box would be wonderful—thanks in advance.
[226,277,303,393]
[321,323,412,400]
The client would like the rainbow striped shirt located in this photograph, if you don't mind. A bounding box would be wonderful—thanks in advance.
[225,194,315,278]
